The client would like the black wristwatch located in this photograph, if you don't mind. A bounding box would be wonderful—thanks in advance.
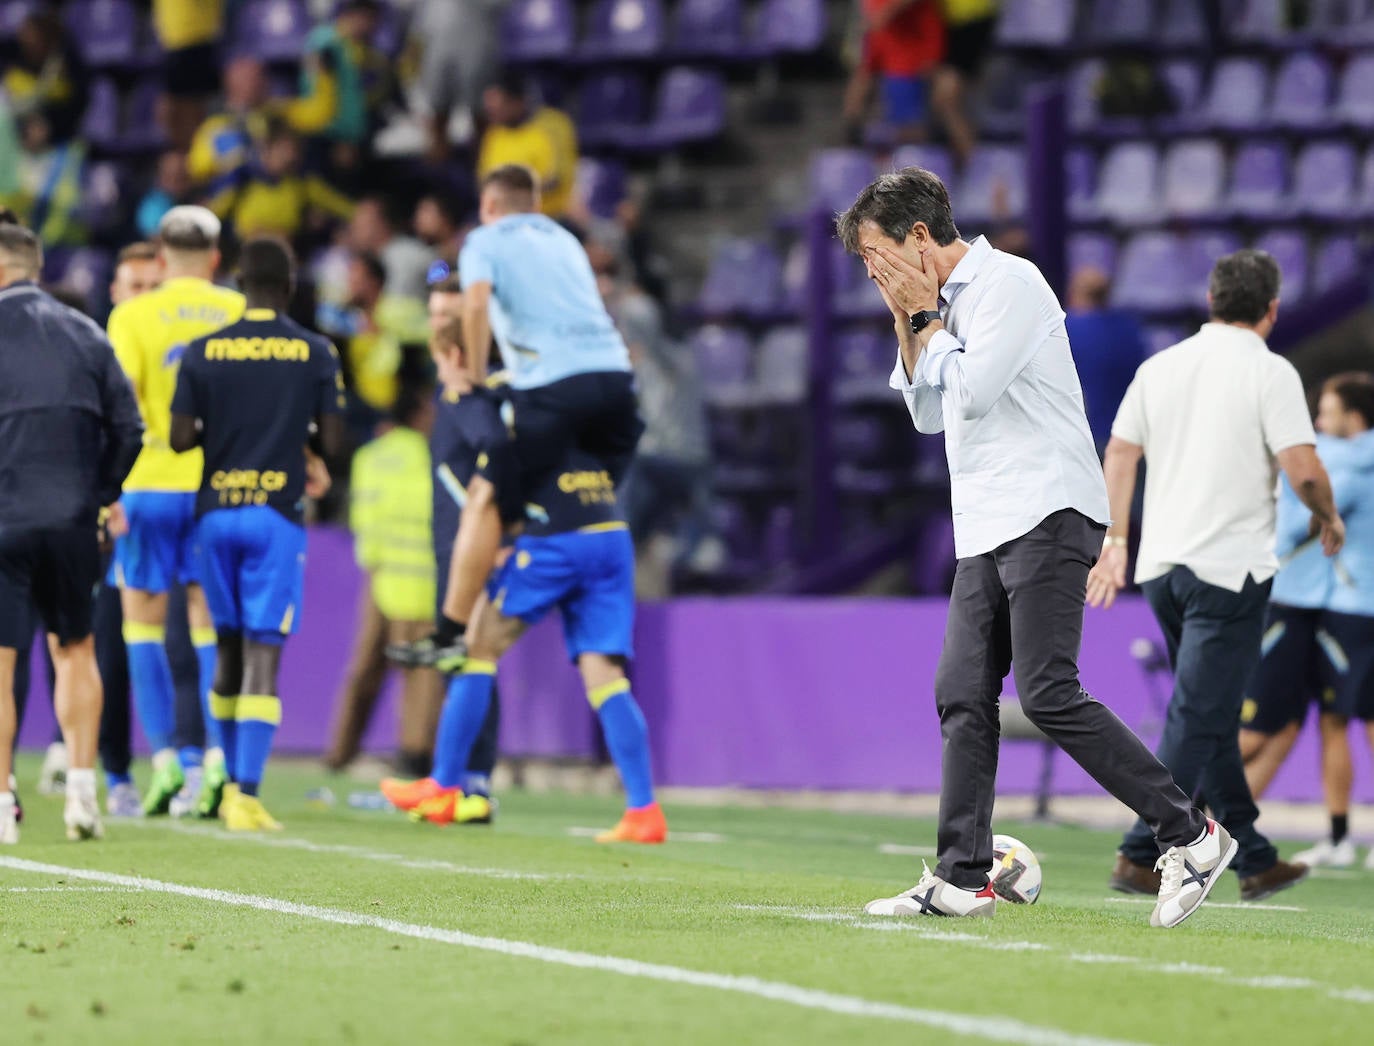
[909,310,942,335]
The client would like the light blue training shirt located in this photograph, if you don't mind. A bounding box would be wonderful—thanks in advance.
[458,213,631,390]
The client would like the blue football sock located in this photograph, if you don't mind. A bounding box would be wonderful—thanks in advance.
[432,662,497,790]
[234,694,281,796]
[210,693,238,778]
[106,771,132,788]
[179,746,204,769]
[592,683,655,809]
[191,628,222,752]
[124,623,175,753]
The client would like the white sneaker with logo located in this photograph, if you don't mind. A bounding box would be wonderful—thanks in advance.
[1291,838,1358,868]
[1152,819,1237,928]
[864,862,997,918]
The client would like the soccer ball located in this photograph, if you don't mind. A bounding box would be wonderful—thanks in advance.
[990,834,1042,904]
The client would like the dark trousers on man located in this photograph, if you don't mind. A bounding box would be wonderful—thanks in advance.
[1119,568,1278,877]
[935,509,1205,889]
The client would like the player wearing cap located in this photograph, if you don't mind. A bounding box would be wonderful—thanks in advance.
[106,206,244,817]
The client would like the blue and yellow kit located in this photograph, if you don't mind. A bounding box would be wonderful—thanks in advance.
[172,309,343,641]
[430,382,507,604]
[490,448,635,663]
[107,276,246,593]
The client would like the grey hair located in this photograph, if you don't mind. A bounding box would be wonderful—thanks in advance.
[1208,249,1280,326]
[836,167,961,254]
[0,223,42,278]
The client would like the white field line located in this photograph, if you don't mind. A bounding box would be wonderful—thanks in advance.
[877,844,939,857]
[0,856,1145,1046]
[566,826,727,843]
[737,905,1373,1007]
[1104,897,1306,913]
[4,886,130,893]
[125,818,567,880]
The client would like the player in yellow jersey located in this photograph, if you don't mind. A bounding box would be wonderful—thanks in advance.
[106,207,245,817]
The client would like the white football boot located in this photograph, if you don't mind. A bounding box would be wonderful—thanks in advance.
[64,770,103,841]
[1152,819,1237,928]
[864,862,997,917]
[1291,838,1358,869]
[37,741,68,795]
[0,793,18,844]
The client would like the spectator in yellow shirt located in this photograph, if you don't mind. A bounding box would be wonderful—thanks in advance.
[206,121,355,241]
[152,0,225,149]
[477,72,577,219]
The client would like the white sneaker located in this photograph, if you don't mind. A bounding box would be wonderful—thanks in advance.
[0,794,18,844]
[1152,819,1237,928]
[864,861,997,918]
[170,766,203,819]
[38,741,68,795]
[64,791,104,841]
[1292,838,1358,868]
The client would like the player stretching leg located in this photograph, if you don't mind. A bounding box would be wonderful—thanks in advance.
[169,238,344,831]
[107,208,245,816]
[386,446,665,843]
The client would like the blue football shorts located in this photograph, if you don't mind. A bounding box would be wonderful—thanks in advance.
[195,506,307,644]
[111,490,199,592]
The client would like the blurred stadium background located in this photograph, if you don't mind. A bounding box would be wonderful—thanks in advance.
[5,0,1373,808]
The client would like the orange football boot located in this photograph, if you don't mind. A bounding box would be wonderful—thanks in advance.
[379,776,445,812]
[406,787,495,826]
[595,802,668,844]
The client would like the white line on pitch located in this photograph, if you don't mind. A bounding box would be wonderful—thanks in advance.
[1104,897,1306,913]
[0,856,1144,1046]
[126,818,568,880]
[877,844,938,856]
[566,826,727,843]
[4,885,129,893]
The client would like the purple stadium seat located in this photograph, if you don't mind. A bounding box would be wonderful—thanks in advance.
[228,0,311,63]
[956,145,1026,225]
[1161,140,1226,220]
[1255,229,1309,302]
[1291,140,1357,219]
[755,327,809,405]
[121,79,167,153]
[834,327,894,404]
[1270,53,1333,130]
[1112,233,1190,314]
[809,238,888,320]
[751,0,826,55]
[1159,0,1209,48]
[699,239,783,318]
[1334,53,1374,128]
[0,3,37,38]
[1066,148,1097,222]
[810,149,876,215]
[575,157,627,220]
[635,67,727,149]
[64,0,138,69]
[995,0,1076,48]
[833,416,892,467]
[42,247,113,313]
[889,145,956,189]
[1093,142,1160,226]
[1143,324,1188,356]
[1228,0,1289,43]
[1068,231,1118,279]
[1201,58,1270,131]
[1086,0,1155,44]
[1226,140,1289,220]
[580,0,667,61]
[503,0,576,62]
[1186,230,1243,308]
[1311,235,1362,295]
[79,78,121,151]
[692,325,754,406]
[672,0,745,58]
[708,499,760,567]
[1358,146,1374,216]
[1067,60,1104,134]
[576,71,649,148]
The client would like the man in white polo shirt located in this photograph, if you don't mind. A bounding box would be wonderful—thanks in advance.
[1088,248,1342,903]
[838,166,1231,930]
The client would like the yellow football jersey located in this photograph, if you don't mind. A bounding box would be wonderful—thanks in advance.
[108,276,246,493]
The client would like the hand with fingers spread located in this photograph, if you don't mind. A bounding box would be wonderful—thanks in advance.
[1085,543,1129,610]
[867,243,940,317]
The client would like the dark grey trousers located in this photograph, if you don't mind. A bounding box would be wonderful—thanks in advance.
[934,509,1206,889]
[1120,568,1278,877]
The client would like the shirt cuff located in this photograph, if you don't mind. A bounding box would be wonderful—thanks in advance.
[918,329,962,390]
[888,351,927,393]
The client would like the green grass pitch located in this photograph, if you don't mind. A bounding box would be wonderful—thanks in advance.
[2,756,1371,1046]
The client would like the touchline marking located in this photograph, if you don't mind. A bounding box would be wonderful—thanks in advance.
[127,819,566,880]
[878,843,939,857]
[4,886,129,893]
[0,857,1142,1046]
[1104,897,1306,913]
[566,826,727,843]
[744,907,1373,1007]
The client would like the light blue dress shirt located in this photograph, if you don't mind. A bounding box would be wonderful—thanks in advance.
[890,236,1110,558]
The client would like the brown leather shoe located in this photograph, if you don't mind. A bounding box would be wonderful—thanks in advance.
[1109,853,1162,894]
[1240,859,1309,902]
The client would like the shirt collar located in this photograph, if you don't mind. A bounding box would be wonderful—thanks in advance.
[940,236,993,299]
[1198,321,1268,349]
